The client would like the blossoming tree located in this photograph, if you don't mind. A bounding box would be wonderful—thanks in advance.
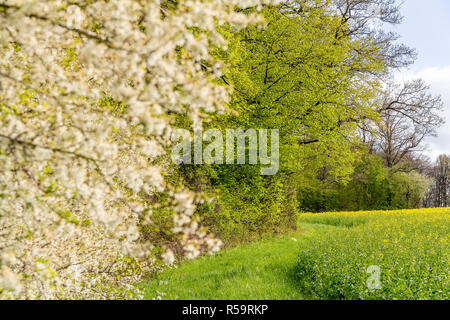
[0,0,276,299]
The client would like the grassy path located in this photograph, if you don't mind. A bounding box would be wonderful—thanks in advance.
[141,223,333,300]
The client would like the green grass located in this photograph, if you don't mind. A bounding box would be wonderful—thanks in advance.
[141,223,333,300]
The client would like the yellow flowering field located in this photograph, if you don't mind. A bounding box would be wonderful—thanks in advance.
[296,208,449,300]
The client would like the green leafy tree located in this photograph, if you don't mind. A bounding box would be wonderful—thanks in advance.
[186,1,401,240]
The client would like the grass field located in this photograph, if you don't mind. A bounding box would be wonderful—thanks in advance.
[141,208,449,300]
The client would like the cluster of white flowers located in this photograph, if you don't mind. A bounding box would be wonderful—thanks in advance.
[0,0,278,299]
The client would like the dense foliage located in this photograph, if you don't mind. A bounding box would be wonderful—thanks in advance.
[297,154,431,212]
[173,0,442,243]
[175,0,404,241]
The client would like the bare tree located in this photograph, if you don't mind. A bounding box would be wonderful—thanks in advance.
[364,79,444,169]
[333,0,417,70]
[424,155,449,208]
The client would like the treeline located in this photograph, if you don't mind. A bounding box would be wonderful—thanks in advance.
[298,153,449,212]
[169,0,446,244]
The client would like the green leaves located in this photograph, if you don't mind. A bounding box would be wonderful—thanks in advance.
[216,4,383,180]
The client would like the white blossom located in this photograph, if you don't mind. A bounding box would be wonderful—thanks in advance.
[0,0,274,299]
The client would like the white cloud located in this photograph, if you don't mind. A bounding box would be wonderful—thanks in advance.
[396,65,450,160]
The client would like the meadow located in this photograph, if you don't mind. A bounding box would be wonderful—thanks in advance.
[141,208,449,300]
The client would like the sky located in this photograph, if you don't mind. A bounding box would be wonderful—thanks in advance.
[390,0,450,160]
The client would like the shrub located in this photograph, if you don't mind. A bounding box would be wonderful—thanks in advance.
[180,164,298,246]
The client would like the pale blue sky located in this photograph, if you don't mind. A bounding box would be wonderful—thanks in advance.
[394,0,450,71]
[392,0,450,159]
